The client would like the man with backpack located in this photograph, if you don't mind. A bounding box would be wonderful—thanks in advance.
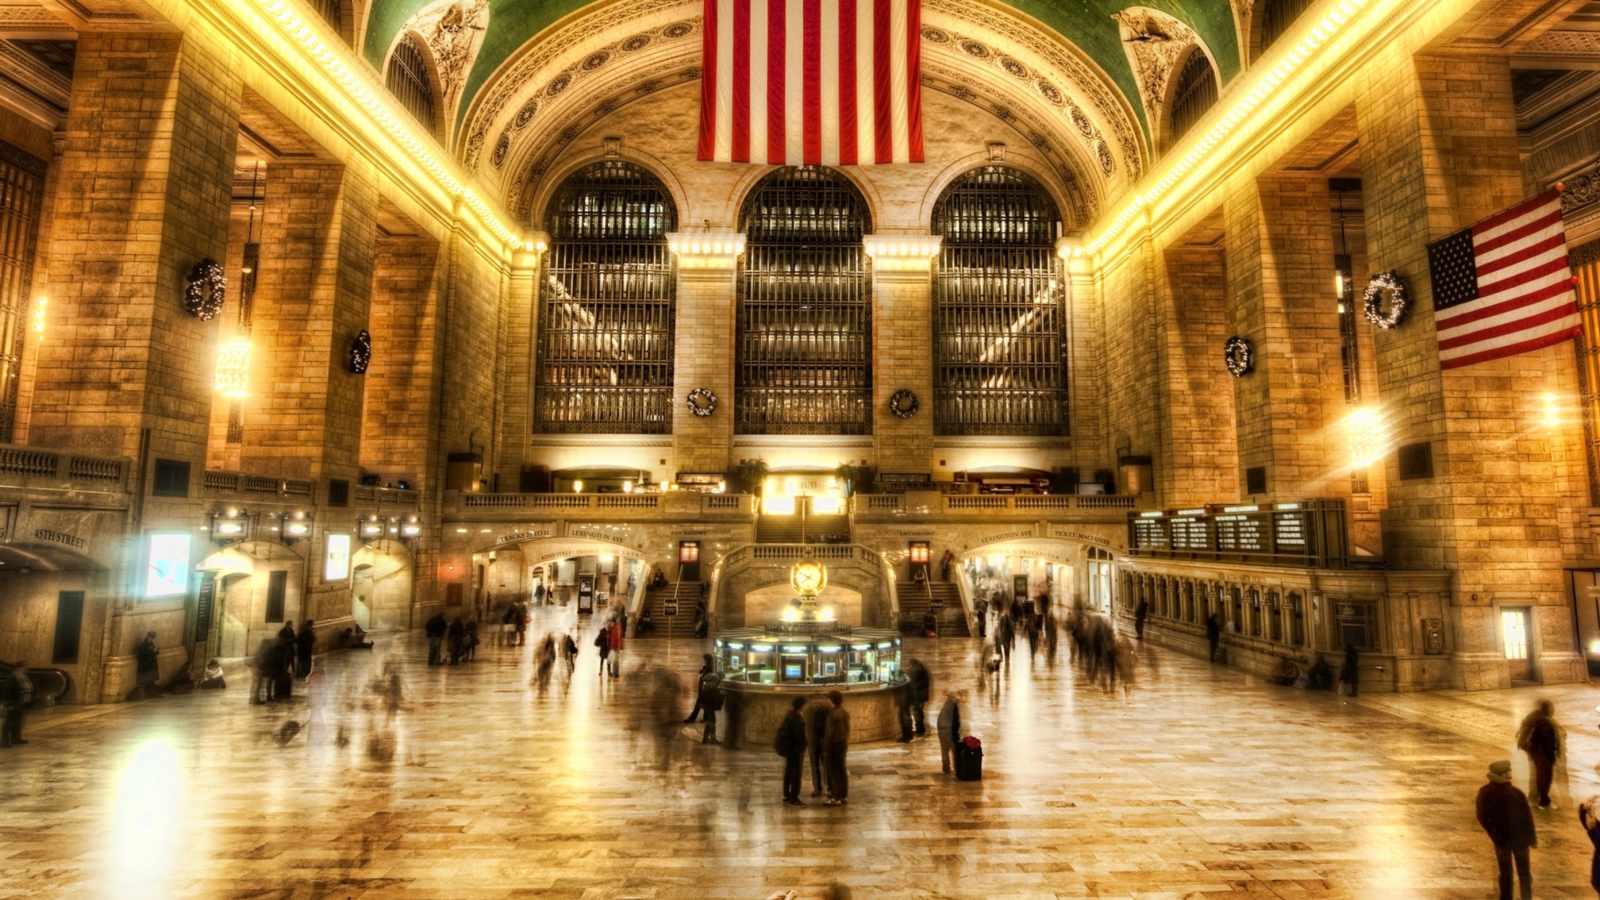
[775,696,808,806]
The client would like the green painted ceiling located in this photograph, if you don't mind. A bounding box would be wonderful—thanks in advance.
[363,0,1241,137]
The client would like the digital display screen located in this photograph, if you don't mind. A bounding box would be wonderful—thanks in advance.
[324,533,351,581]
[144,533,191,599]
[784,664,803,679]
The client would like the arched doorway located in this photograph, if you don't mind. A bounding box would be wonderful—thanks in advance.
[350,539,414,632]
[195,543,306,660]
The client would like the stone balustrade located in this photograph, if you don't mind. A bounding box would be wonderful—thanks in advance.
[0,443,128,490]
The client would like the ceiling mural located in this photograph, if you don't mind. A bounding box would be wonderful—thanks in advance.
[364,0,1241,139]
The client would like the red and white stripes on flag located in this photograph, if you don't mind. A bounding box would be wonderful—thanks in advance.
[1426,189,1583,370]
[697,0,924,166]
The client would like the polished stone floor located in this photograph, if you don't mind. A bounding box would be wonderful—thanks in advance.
[3,608,1599,899]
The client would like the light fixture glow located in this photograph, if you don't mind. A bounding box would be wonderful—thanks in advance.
[1346,407,1388,468]
[214,339,252,398]
[31,296,44,334]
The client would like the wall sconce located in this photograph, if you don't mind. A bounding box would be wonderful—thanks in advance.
[282,510,312,546]
[358,514,384,541]
[399,515,422,543]
[31,296,45,334]
[210,507,250,546]
[573,480,583,493]
[623,480,634,494]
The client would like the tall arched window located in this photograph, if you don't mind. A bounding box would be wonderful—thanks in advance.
[737,167,873,435]
[931,167,1066,436]
[1258,0,1316,59]
[536,161,678,434]
[386,35,437,136]
[1168,51,1218,145]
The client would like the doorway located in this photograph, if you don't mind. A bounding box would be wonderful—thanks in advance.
[1501,607,1533,681]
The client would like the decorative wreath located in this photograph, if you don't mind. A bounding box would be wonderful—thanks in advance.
[686,388,717,417]
[184,259,227,321]
[889,389,920,419]
[349,329,372,374]
[1362,270,1409,330]
[1223,336,1253,377]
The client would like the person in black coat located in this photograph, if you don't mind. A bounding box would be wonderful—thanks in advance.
[296,620,315,678]
[776,696,809,806]
[1515,700,1561,808]
[1,663,33,747]
[1205,613,1222,662]
[134,632,161,699]
[1339,644,1360,696]
[1133,599,1149,640]
[1476,760,1536,900]
[1580,797,1600,896]
[425,613,447,665]
[684,654,714,723]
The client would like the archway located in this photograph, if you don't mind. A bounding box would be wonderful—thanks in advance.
[958,536,1116,618]
[351,540,414,632]
[195,542,307,660]
[475,536,659,620]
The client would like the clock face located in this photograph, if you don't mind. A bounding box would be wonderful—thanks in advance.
[791,561,826,596]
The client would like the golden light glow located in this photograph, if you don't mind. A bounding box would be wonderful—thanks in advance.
[242,0,521,247]
[573,480,584,493]
[214,339,252,398]
[31,296,44,334]
[1543,393,1560,430]
[1085,0,1373,257]
[1346,407,1388,468]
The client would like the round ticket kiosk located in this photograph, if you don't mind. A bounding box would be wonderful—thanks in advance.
[708,558,908,746]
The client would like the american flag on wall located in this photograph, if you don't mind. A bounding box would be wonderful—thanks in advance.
[1426,189,1582,369]
[697,0,924,165]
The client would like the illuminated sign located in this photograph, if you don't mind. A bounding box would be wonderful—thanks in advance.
[144,533,191,599]
[324,533,351,581]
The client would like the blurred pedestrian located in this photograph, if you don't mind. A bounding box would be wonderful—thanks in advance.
[1338,644,1359,696]
[561,632,579,675]
[296,619,315,677]
[698,670,723,744]
[278,620,296,643]
[134,631,161,700]
[936,691,961,774]
[606,616,625,678]
[425,613,447,665]
[251,639,275,703]
[822,691,850,805]
[1134,598,1149,640]
[512,602,528,646]
[447,617,466,665]
[684,653,714,722]
[464,620,479,661]
[1580,796,1600,895]
[594,623,612,677]
[1,662,33,747]
[776,696,808,806]
[1205,612,1222,662]
[534,634,556,694]
[1476,760,1536,900]
[1515,699,1562,809]
[200,658,226,689]
[906,659,929,736]
[805,695,831,797]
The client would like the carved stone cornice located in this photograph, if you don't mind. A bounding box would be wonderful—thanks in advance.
[862,234,942,275]
[666,231,745,273]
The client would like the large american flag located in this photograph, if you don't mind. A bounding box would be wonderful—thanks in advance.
[697,0,923,165]
[1426,189,1582,370]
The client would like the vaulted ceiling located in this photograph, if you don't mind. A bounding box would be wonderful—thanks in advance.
[363,0,1244,140]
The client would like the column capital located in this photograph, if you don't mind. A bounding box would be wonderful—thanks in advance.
[512,231,549,270]
[666,231,746,270]
[1056,237,1094,276]
[862,234,941,273]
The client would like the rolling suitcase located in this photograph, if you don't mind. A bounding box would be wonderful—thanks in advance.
[955,736,983,781]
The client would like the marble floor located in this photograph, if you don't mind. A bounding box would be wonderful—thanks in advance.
[3,609,1599,900]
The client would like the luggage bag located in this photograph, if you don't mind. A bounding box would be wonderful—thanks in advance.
[955,736,983,781]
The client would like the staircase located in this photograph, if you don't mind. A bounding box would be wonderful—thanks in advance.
[898,581,970,637]
[636,581,703,638]
[756,513,851,544]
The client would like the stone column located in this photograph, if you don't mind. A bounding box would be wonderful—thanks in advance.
[29,32,240,463]
[863,234,940,474]
[495,236,545,489]
[666,232,744,477]
[1358,50,1586,688]
[239,163,377,487]
[361,232,447,488]
[1061,239,1112,488]
[1222,176,1346,501]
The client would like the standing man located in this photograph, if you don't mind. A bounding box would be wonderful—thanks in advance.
[822,690,851,806]
[512,601,528,646]
[1134,597,1149,640]
[296,619,315,677]
[698,671,722,744]
[684,653,714,723]
[805,695,831,798]
[907,659,930,736]
[607,616,625,678]
[936,691,961,774]
[1515,700,1562,809]
[0,663,33,747]
[1476,760,1536,900]
[424,613,448,665]
[776,696,808,806]
[134,631,161,700]
[1205,612,1222,662]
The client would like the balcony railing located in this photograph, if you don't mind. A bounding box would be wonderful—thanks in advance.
[0,444,128,489]
[853,493,1138,514]
[450,492,753,515]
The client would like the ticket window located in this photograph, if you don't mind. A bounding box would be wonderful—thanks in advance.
[780,655,808,683]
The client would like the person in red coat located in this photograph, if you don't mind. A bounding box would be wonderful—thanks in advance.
[1476,760,1537,900]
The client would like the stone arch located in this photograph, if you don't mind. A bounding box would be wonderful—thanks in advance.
[527,146,691,238]
[918,151,1082,234]
[385,28,449,144]
[1159,41,1220,153]
[196,542,309,660]
[351,539,415,632]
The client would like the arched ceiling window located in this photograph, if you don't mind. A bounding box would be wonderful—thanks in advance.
[931,166,1067,437]
[737,167,873,436]
[1168,51,1218,147]
[1258,0,1316,61]
[386,34,437,136]
[536,161,678,434]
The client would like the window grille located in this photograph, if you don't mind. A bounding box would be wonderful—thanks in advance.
[736,167,873,435]
[1268,590,1282,642]
[931,167,1067,436]
[1259,0,1317,58]
[1336,600,1377,650]
[1168,52,1218,145]
[1288,592,1304,646]
[0,142,45,444]
[308,0,343,35]
[537,161,677,434]
[386,35,437,136]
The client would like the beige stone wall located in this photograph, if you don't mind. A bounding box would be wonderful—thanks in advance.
[1157,241,1238,505]
[362,236,445,487]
